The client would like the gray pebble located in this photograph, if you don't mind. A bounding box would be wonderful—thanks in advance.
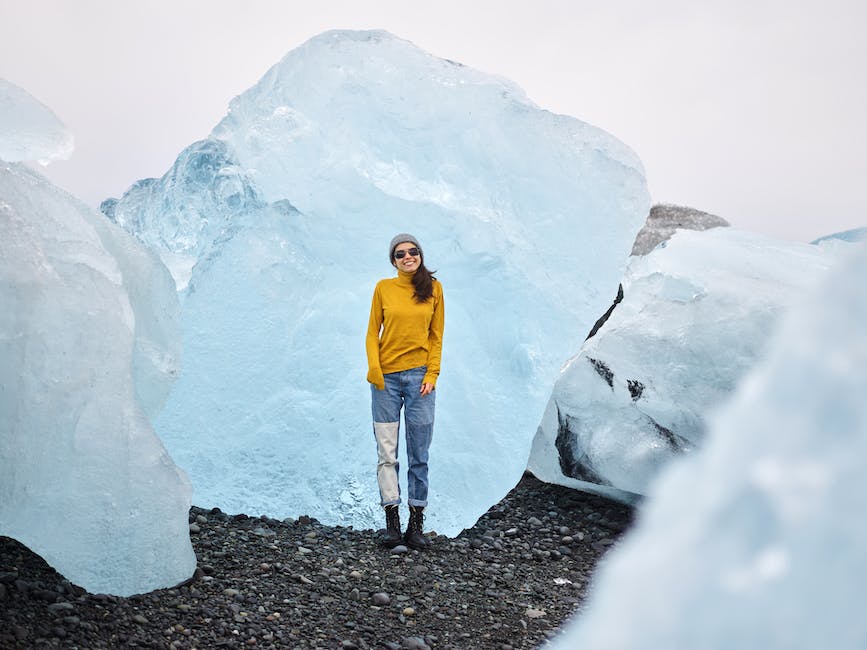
[372,592,390,605]
[132,614,148,625]
[390,544,409,554]
[47,602,75,613]
[188,523,200,534]
[402,636,431,650]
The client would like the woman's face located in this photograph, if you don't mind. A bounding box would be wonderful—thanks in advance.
[393,241,421,273]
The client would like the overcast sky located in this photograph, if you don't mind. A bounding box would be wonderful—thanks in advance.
[1,0,865,242]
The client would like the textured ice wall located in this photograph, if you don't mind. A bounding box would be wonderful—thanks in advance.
[0,82,195,595]
[554,242,867,649]
[106,30,650,534]
[528,227,837,497]
[0,78,73,164]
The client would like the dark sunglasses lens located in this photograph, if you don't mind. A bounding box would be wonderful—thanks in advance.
[394,248,419,259]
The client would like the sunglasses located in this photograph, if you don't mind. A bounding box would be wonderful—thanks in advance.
[394,248,420,259]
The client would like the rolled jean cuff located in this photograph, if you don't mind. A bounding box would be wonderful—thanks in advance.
[381,498,401,506]
[407,498,427,508]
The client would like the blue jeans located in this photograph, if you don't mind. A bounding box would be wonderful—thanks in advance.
[371,366,435,507]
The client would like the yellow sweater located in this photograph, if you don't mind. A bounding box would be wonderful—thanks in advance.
[366,270,444,390]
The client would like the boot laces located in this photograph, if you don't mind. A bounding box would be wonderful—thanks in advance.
[409,507,424,532]
[386,506,400,531]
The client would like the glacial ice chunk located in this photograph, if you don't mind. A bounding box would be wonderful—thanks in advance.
[554,242,867,649]
[528,227,838,497]
[0,161,195,596]
[0,78,73,165]
[106,30,650,534]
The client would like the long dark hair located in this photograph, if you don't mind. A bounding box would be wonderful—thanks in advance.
[410,258,437,303]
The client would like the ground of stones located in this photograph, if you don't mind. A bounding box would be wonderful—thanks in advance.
[0,473,634,649]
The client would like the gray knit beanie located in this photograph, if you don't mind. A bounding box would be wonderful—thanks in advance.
[389,233,422,261]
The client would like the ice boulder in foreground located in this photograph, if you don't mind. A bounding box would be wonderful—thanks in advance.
[0,78,73,164]
[0,83,195,595]
[105,29,649,534]
[554,242,867,649]
[528,227,837,497]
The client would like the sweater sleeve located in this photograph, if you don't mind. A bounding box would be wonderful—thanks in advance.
[423,282,444,386]
[365,283,385,390]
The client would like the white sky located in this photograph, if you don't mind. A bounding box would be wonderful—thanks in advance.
[1,0,865,242]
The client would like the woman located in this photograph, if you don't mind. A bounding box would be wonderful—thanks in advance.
[365,233,444,549]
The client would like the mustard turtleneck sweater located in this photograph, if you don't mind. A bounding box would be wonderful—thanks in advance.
[366,270,444,390]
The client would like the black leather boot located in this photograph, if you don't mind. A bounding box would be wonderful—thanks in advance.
[378,505,402,548]
[404,505,430,550]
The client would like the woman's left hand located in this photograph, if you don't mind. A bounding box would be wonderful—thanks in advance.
[420,382,435,396]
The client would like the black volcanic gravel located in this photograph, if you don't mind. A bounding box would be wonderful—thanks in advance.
[0,473,635,649]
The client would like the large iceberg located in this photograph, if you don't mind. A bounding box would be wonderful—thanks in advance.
[0,81,195,596]
[528,226,838,496]
[105,30,650,534]
[554,242,867,649]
